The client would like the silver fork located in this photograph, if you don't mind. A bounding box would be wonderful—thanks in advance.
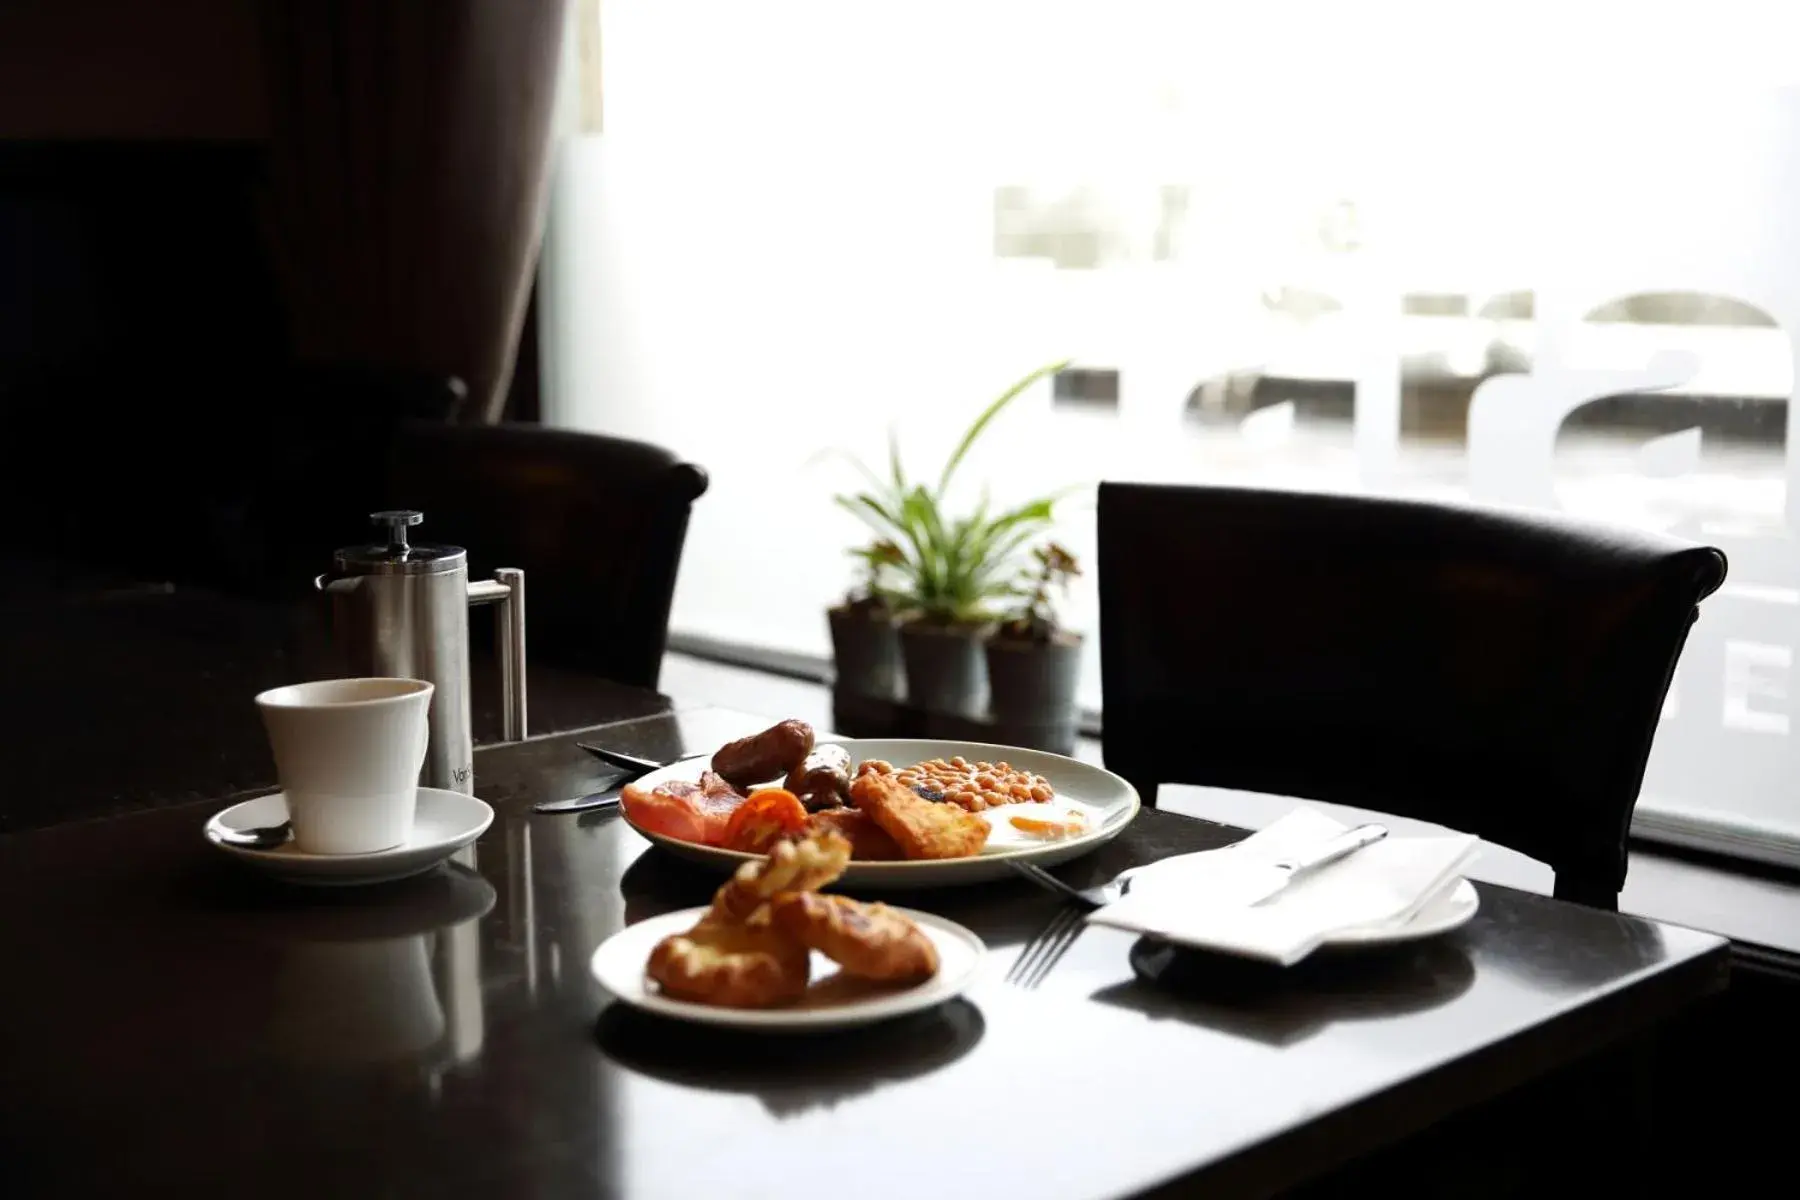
[1005,903,1088,989]
[1006,859,1133,909]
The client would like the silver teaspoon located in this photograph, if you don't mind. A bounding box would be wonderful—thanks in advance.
[215,821,293,850]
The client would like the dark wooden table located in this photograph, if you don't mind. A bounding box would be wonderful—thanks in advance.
[0,708,1729,1198]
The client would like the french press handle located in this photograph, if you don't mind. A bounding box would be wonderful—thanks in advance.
[468,568,528,743]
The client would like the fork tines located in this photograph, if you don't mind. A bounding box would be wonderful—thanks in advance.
[1005,903,1088,990]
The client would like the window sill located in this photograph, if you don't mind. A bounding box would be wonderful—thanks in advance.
[1624,843,1800,966]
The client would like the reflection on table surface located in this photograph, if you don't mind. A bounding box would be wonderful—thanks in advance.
[0,716,1726,1199]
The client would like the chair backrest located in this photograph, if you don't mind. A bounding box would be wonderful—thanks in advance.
[1097,482,1727,908]
[387,421,707,690]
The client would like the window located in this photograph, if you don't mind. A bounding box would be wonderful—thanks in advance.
[543,2,1800,864]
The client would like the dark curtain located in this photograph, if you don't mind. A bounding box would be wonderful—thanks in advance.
[257,0,569,422]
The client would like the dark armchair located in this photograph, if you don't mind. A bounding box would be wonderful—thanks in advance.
[386,421,708,690]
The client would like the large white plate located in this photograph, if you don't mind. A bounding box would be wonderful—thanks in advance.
[622,738,1141,889]
[590,905,985,1031]
[205,788,493,887]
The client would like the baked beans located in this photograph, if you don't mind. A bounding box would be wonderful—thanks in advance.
[858,755,1054,812]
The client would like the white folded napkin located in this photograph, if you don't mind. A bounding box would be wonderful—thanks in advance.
[1088,806,1481,966]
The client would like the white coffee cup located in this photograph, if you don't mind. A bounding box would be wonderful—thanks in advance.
[256,678,434,855]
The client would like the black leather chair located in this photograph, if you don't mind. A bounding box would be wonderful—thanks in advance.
[1097,482,1727,909]
[386,421,708,691]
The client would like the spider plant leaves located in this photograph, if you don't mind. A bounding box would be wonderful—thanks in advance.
[934,359,1069,498]
[811,445,890,499]
[824,361,1077,624]
[888,427,908,494]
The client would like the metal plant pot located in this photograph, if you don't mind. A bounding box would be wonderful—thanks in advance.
[899,620,987,717]
[985,632,1083,725]
[827,606,901,699]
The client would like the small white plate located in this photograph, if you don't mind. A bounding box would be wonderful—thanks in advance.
[205,788,494,887]
[623,738,1140,889]
[1326,877,1481,947]
[590,905,986,1031]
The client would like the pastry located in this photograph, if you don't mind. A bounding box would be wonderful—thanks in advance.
[646,915,810,1007]
[708,831,852,923]
[769,891,938,983]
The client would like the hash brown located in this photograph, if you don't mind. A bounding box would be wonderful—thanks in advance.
[848,772,991,860]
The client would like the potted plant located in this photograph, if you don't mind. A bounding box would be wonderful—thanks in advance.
[827,360,1071,716]
[985,541,1083,727]
[826,539,904,699]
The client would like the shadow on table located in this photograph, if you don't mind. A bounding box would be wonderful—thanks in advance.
[593,998,986,1118]
[616,846,741,923]
[1089,935,1478,1048]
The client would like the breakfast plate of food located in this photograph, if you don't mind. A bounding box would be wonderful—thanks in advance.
[613,720,1140,888]
[590,832,986,1030]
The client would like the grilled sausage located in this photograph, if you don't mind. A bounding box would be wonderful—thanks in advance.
[711,720,815,788]
[784,743,852,811]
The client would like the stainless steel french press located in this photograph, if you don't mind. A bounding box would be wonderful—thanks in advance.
[316,510,527,793]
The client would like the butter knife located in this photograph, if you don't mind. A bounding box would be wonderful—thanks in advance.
[574,744,670,776]
[533,749,707,814]
[1239,822,1389,906]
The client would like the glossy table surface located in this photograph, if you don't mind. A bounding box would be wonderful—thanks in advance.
[1,709,1729,1199]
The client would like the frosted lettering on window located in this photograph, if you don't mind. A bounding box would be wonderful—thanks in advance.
[1723,641,1791,735]
[1363,280,1797,838]
[1465,346,1698,507]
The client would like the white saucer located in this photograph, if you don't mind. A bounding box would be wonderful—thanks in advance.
[1325,877,1480,947]
[205,788,494,887]
[591,906,986,1031]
